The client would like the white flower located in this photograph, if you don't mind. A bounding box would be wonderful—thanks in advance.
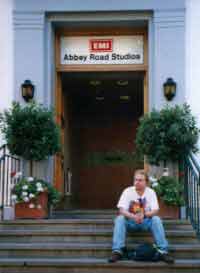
[22,191,28,196]
[29,193,35,199]
[13,172,22,179]
[22,185,28,190]
[37,204,42,209]
[27,177,34,182]
[11,194,17,201]
[37,187,44,192]
[36,182,42,188]
[149,176,158,183]
[23,197,29,202]
[152,182,159,188]
[29,203,35,208]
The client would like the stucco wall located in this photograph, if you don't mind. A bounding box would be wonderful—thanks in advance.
[185,0,200,157]
[14,0,185,12]
[13,12,46,104]
[186,0,200,127]
[0,0,14,145]
[153,10,185,109]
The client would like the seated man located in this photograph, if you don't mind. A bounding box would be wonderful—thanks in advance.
[108,169,174,263]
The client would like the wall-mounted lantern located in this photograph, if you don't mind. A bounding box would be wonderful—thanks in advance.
[163,78,176,101]
[21,80,35,102]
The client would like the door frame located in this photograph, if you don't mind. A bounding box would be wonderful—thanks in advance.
[54,26,149,193]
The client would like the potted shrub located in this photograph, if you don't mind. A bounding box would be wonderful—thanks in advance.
[0,101,62,218]
[11,172,61,219]
[135,103,199,165]
[150,173,184,218]
[0,101,61,175]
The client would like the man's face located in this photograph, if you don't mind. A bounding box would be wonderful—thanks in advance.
[134,174,147,191]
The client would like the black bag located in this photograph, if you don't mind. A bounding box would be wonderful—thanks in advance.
[127,243,161,262]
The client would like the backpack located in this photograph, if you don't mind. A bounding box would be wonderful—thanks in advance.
[127,243,161,262]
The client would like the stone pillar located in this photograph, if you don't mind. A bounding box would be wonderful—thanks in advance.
[152,9,185,109]
[14,11,52,181]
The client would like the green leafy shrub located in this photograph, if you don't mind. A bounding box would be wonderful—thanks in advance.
[135,104,199,165]
[0,101,61,161]
[151,175,184,206]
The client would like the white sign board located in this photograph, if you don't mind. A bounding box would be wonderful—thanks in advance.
[60,36,144,65]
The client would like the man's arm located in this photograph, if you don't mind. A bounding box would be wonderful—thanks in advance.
[144,209,159,218]
[145,189,160,218]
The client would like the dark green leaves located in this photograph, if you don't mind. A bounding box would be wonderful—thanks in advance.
[0,101,61,161]
[135,104,200,165]
[153,176,184,206]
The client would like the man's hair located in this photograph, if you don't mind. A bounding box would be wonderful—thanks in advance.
[134,169,149,184]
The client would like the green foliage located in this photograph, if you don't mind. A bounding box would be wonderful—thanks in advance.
[135,104,199,165]
[11,175,61,206]
[82,151,143,167]
[0,101,61,161]
[152,176,184,206]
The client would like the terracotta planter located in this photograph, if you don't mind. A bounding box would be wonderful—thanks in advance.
[15,191,48,219]
[158,198,180,219]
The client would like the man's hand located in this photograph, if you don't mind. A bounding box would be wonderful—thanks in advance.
[119,208,145,223]
[132,212,144,224]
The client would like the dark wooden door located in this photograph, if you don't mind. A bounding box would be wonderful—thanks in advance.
[79,120,143,209]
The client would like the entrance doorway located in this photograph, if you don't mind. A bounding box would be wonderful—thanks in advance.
[61,71,144,209]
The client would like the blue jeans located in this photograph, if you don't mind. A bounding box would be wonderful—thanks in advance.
[112,215,169,254]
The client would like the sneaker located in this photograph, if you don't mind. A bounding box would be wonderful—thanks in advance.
[160,252,174,264]
[108,251,122,263]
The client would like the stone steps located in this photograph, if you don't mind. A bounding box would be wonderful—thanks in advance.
[0,218,193,230]
[52,210,181,221]
[0,242,200,259]
[52,209,118,218]
[0,228,197,244]
[1,257,200,273]
[0,211,199,273]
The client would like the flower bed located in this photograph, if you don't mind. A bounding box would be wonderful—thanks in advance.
[15,191,48,219]
[11,172,61,219]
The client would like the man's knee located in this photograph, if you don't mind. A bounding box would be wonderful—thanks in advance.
[114,215,126,225]
[151,215,162,226]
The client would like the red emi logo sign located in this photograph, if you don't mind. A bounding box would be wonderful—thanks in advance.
[89,39,113,52]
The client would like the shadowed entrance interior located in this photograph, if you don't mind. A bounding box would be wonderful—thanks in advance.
[61,71,144,209]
